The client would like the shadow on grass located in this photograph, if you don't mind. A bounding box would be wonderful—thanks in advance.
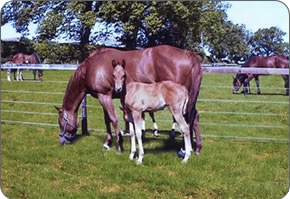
[67,132,90,144]
[142,130,184,154]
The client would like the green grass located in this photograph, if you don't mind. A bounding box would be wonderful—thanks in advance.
[1,70,289,198]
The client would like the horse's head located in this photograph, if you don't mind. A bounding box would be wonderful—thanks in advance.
[112,59,126,93]
[55,106,79,144]
[232,74,242,94]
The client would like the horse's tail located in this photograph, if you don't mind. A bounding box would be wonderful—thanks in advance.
[187,51,202,125]
[33,53,41,64]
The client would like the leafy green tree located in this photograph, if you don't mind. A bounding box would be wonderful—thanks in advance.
[249,27,288,56]
[199,2,250,62]
[99,1,203,50]
[2,1,102,59]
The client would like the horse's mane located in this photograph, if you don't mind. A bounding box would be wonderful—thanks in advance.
[62,63,87,110]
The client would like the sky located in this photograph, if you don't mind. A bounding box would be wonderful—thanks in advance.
[1,1,289,43]
[227,1,289,42]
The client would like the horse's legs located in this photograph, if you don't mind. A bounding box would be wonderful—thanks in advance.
[149,112,159,137]
[254,75,261,95]
[38,70,43,81]
[97,93,123,153]
[129,122,136,160]
[7,69,11,81]
[282,75,289,95]
[33,70,36,80]
[170,116,177,139]
[102,109,113,150]
[19,70,23,81]
[132,110,144,164]
[193,111,202,155]
[244,74,254,94]
[16,69,19,81]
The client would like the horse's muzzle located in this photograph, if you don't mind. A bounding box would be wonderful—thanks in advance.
[59,132,76,145]
[232,90,238,94]
[115,87,123,93]
[59,136,72,144]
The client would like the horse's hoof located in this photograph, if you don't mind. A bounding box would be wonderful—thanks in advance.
[136,160,143,165]
[153,130,159,137]
[181,159,188,164]
[178,149,185,158]
[129,153,135,160]
[103,144,110,151]
[194,151,200,156]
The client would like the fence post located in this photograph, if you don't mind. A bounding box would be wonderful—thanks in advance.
[81,95,89,135]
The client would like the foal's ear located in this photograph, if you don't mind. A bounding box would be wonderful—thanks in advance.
[112,59,117,67]
[54,106,62,113]
[121,59,126,68]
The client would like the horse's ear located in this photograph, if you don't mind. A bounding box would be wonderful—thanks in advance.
[121,59,126,68]
[112,60,117,67]
[54,106,62,113]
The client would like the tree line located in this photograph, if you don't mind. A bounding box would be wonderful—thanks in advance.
[1,1,289,63]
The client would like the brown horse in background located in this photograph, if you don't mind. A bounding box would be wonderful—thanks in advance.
[7,53,43,81]
[56,45,202,155]
[233,55,289,95]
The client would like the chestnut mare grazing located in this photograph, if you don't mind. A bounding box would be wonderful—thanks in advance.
[55,45,202,155]
[233,55,289,95]
[7,53,43,81]
[113,60,192,164]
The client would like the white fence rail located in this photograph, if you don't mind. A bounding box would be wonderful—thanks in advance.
[1,63,289,75]
[1,64,78,70]
[1,63,288,135]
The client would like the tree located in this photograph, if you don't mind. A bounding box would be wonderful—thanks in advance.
[99,1,203,50]
[2,1,102,59]
[249,27,288,56]
[199,2,250,62]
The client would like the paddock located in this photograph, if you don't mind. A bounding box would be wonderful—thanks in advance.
[0,68,289,198]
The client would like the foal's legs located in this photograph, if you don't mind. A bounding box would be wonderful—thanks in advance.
[168,106,192,163]
[132,110,144,164]
[98,93,123,153]
[129,122,136,160]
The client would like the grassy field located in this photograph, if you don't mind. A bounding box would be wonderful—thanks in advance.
[1,70,289,198]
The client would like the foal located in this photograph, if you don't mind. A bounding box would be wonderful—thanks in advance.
[112,59,192,164]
